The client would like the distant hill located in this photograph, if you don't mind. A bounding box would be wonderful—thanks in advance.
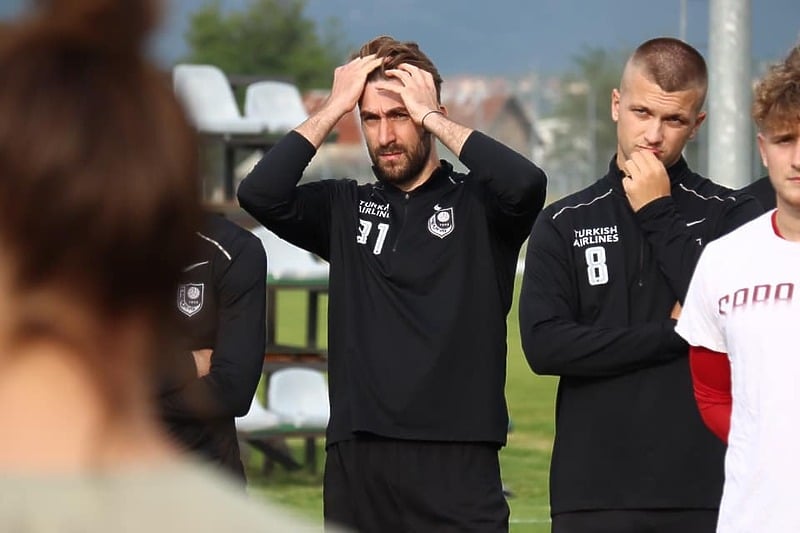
[3,0,798,75]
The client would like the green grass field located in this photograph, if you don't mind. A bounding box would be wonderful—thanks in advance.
[246,276,557,532]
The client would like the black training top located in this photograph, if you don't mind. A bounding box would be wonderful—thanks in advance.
[520,157,763,514]
[159,213,267,480]
[740,175,776,211]
[238,130,546,446]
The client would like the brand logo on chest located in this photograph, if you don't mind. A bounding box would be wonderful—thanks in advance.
[428,205,455,239]
[718,282,795,315]
[573,225,619,248]
[358,200,390,219]
[177,283,204,317]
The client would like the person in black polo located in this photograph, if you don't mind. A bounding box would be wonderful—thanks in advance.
[238,35,547,531]
[159,212,267,481]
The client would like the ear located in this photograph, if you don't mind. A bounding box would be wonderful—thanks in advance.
[757,133,769,168]
[688,111,707,140]
[438,104,448,117]
[611,89,620,122]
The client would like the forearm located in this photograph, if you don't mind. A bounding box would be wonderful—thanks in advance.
[160,326,264,420]
[422,110,472,157]
[157,350,198,395]
[638,194,764,300]
[294,104,347,149]
[636,197,704,300]
[237,131,316,221]
[521,316,685,377]
[160,369,259,421]
[520,224,685,377]
[458,131,547,216]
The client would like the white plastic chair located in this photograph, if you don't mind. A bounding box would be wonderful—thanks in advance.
[172,63,263,135]
[235,393,281,433]
[244,80,309,134]
[268,368,330,428]
[249,225,329,282]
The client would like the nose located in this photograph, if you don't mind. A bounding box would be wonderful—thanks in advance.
[643,119,664,146]
[378,117,396,146]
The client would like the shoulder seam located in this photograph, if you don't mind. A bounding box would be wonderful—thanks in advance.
[196,231,232,261]
[677,183,737,202]
[552,189,614,220]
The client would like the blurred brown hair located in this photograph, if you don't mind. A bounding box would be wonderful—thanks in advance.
[353,35,444,103]
[0,0,200,395]
[752,44,800,134]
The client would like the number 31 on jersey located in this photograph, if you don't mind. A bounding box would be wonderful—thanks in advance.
[357,219,390,255]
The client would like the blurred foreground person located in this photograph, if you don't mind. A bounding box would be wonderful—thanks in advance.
[0,1,315,530]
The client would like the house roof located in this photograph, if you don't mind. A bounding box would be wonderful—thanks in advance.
[301,78,539,146]
[302,90,363,145]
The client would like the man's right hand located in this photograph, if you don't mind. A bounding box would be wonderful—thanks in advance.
[670,301,682,320]
[326,54,383,116]
[192,348,213,378]
[295,54,383,148]
[622,150,672,212]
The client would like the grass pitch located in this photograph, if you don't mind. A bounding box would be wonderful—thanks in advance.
[246,275,557,532]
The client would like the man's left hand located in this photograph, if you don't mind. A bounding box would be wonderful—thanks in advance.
[374,62,441,126]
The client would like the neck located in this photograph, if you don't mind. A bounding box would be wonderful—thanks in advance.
[395,149,441,193]
[0,343,175,473]
[774,202,800,242]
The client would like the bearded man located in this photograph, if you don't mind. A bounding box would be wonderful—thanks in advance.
[238,35,547,533]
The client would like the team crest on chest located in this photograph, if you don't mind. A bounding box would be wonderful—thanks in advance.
[177,283,204,317]
[428,205,455,239]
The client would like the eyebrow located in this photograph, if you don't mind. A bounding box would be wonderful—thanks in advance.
[629,103,688,122]
[663,113,689,122]
[769,131,797,142]
[360,106,408,119]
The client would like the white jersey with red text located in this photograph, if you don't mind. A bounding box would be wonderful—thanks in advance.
[676,210,800,533]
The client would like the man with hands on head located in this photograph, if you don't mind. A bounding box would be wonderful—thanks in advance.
[238,35,547,532]
[519,37,761,533]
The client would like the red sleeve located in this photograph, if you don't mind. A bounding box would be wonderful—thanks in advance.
[689,345,732,443]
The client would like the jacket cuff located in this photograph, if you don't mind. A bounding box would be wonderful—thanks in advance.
[634,196,675,225]
[662,319,688,354]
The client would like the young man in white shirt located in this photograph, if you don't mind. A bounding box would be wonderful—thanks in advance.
[676,43,800,533]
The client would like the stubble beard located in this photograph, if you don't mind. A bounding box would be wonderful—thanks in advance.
[370,133,432,189]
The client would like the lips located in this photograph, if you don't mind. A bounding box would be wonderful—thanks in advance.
[637,145,662,156]
[378,148,405,162]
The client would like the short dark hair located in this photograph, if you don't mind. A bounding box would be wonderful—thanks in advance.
[628,37,708,108]
[352,35,444,103]
[752,44,800,134]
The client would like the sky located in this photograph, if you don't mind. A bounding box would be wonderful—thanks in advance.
[1,0,798,75]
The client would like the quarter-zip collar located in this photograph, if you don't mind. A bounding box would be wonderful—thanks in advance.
[372,160,454,200]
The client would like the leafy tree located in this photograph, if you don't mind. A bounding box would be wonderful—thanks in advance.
[184,0,348,90]
[544,46,628,196]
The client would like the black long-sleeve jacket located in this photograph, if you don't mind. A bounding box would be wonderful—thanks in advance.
[238,130,546,445]
[519,157,762,514]
[160,213,267,480]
